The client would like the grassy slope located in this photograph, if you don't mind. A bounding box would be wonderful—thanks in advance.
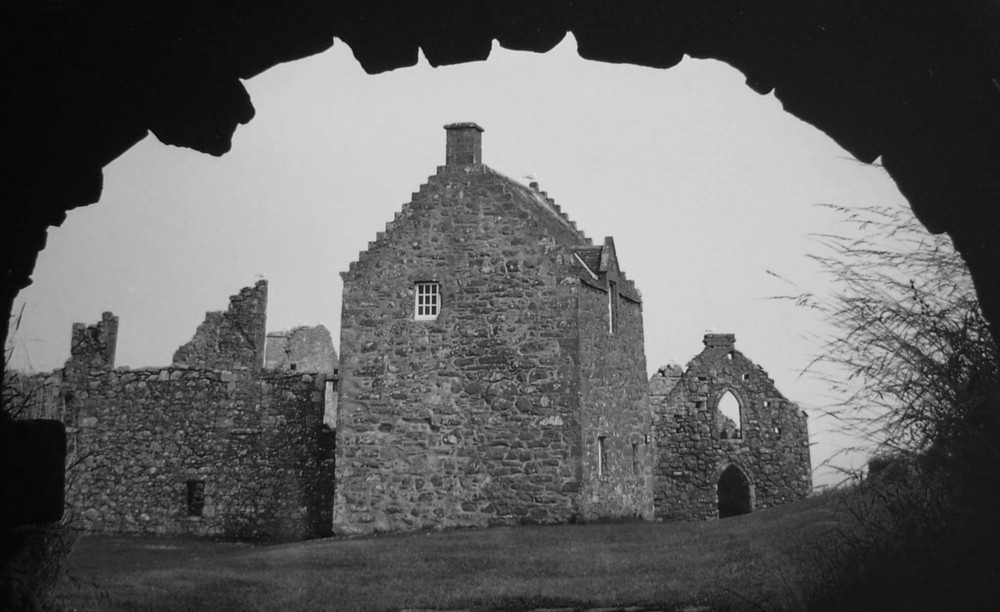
[55,493,845,612]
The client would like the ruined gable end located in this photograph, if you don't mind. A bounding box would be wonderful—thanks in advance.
[651,334,812,521]
[172,280,268,370]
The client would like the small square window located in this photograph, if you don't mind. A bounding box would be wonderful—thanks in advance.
[415,282,440,320]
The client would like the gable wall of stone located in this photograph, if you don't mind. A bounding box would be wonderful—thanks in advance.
[651,345,811,520]
[335,167,592,534]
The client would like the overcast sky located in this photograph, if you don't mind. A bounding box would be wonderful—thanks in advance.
[11,35,913,486]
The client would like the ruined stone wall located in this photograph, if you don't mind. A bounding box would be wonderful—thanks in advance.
[576,281,654,520]
[265,325,338,374]
[42,282,335,541]
[335,165,592,534]
[64,366,333,540]
[173,281,268,371]
[649,364,683,398]
[651,335,812,520]
[70,312,118,370]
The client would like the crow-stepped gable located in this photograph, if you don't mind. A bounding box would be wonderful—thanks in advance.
[335,123,653,534]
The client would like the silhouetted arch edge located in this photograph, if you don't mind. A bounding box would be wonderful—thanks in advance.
[6,2,999,368]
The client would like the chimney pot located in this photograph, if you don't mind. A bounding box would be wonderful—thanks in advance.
[444,122,484,166]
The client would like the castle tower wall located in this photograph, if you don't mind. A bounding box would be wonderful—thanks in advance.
[335,165,587,534]
[575,240,654,520]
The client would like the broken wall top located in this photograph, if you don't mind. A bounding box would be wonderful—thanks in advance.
[172,280,268,371]
[67,311,118,370]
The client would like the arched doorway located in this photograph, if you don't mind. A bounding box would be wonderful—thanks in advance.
[717,464,752,518]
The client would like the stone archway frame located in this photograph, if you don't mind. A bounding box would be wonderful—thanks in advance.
[6,2,1000,376]
[714,460,756,516]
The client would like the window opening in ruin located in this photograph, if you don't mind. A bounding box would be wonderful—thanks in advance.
[726,352,733,360]
[414,282,440,320]
[186,480,205,517]
[598,436,608,476]
[718,391,742,439]
[742,373,750,381]
[608,280,619,334]
[718,465,753,518]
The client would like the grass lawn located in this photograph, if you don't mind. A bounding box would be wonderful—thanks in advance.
[53,493,845,612]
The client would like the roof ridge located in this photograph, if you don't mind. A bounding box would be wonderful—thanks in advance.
[486,167,592,246]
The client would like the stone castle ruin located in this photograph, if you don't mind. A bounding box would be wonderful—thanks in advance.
[29,123,811,539]
[30,281,337,540]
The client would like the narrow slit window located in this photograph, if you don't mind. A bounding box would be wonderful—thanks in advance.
[598,436,608,477]
[414,282,440,320]
[608,280,619,334]
[186,480,205,517]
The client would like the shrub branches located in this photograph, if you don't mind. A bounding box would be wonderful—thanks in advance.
[781,202,1000,611]
[775,203,998,458]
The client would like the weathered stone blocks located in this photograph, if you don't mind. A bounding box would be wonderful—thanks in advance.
[334,124,652,534]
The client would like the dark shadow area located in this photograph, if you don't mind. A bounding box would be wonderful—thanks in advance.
[5,1,1000,363]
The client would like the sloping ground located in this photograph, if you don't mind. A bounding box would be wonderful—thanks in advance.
[54,492,845,612]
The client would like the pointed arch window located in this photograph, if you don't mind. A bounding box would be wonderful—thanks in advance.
[718,390,742,439]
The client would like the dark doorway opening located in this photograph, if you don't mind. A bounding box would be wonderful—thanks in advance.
[718,465,752,518]
[186,480,205,517]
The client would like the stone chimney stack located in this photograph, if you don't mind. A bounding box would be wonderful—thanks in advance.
[444,122,484,166]
[703,333,736,349]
